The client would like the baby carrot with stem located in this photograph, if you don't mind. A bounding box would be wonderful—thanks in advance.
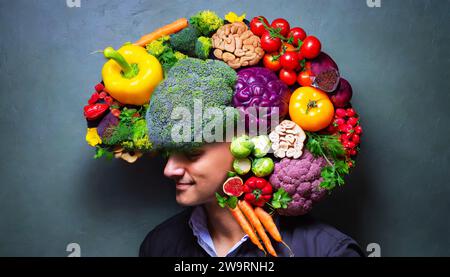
[134,18,188,47]
[238,200,278,257]
[254,207,294,257]
[228,206,266,255]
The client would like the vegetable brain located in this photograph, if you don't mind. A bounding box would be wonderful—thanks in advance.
[269,149,328,216]
[233,67,291,132]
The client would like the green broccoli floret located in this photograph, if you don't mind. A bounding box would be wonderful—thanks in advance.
[189,10,224,36]
[170,27,200,56]
[195,37,212,59]
[145,58,238,151]
[174,51,187,61]
[146,36,170,57]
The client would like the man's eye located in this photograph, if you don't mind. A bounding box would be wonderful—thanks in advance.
[185,152,202,161]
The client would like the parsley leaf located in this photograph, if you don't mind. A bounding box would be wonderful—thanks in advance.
[271,189,292,209]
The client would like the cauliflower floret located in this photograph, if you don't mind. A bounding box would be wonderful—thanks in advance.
[269,150,328,216]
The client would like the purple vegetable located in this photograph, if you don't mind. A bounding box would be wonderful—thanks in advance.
[330,78,353,108]
[310,52,340,93]
[233,67,291,132]
[97,112,119,138]
[269,150,328,216]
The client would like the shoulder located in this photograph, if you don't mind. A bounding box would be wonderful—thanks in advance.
[278,215,365,257]
[139,208,194,257]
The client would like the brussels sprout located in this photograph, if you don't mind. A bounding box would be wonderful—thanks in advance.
[233,158,252,175]
[230,135,254,158]
[252,157,274,177]
[251,135,272,158]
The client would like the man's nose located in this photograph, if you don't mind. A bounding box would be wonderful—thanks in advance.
[163,155,186,180]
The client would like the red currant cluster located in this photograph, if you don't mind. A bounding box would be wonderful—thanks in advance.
[327,108,363,167]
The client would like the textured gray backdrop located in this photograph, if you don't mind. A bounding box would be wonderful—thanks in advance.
[0,0,449,257]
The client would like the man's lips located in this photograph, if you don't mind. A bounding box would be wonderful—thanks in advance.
[176,182,194,190]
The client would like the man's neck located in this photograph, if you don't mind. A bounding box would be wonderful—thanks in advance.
[203,201,246,256]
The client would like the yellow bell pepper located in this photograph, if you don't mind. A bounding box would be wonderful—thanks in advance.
[102,44,163,105]
[86,128,102,147]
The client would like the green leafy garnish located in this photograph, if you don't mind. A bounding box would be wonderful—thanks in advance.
[320,160,350,190]
[94,146,113,160]
[215,193,238,209]
[271,189,292,209]
[306,132,345,160]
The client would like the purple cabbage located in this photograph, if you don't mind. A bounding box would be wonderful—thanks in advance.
[233,67,291,132]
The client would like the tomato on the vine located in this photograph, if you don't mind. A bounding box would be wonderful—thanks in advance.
[300,36,322,59]
[288,27,307,46]
[263,52,282,71]
[280,51,300,70]
[279,69,297,86]
[250,16,269,37]
[297,70,313,87]
[282,42,296,52]
[260,31,282,53]
[271,18,290,37]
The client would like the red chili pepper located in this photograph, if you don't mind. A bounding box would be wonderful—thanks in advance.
[88,92,100,105]
[84,103,109,120]
[243,177,273,207]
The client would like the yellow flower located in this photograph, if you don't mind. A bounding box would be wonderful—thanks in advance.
[225,12,246,23]
[86,128,102,147]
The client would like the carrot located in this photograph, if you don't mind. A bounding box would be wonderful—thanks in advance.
[238,200,277,257]
[255,207,294,257]
[228,206,266,255]
[134,18,188,47]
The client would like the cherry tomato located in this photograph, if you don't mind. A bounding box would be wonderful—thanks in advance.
[297,70,313,87]
[289,87,335,132]
[340,133,352,142]
[354,125,363,135]
[282,42,296,52]
[271,18,290,37]
[279,69,297,86]
[263,52,282,71]
[250,16,269,36]
[111,108,121,118]
[288,27,307,46]
[352,134,361,144]
[300,36,322,59]
[280,51,300,70]
[260,31,282,53]
[349,149,358,156]
[334,118,346,127]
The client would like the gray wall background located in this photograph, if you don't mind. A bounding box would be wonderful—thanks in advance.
[0,0,449,257]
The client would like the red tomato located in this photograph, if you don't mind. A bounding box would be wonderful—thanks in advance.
[271,18,291,37]
[300,36,322,59]
[260,31,282,53]
[288,27,307,46]
[279,69,297,86]
[280,51,299,70]
[250,16,269,36]
[263,53,282,71]
[297,70,313,87]
[282,42,296,52]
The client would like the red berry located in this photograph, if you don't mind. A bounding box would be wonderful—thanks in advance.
[347,117,359,126]
[348,141,357,149]
[88,92,100,105]
[111,109,121,118]
[347,161,354,168]
[340,133,352,141]
[336,108,347,118]
[354,125,363,135]
[342,124,354,134]
[95,83,105,93]
[338,124,348,133]
[346,108,356,117]
[334,118,346,127]
[104,96,114,105]
[349,149,357,156]
[352,134,361,144]
[99,92,107,99]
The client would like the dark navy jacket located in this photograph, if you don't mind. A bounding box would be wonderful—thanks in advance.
[140,208,364,257]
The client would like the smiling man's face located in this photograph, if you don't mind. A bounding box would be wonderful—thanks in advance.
[163,142,234,206]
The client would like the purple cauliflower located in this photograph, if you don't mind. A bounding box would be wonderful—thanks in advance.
[233,67,291,132]
[269,150,328,216]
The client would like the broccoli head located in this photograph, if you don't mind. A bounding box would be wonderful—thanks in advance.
[195,36,212,60]
[170,27,200,57]
[189,10,224,36]
[269,150,328,216]
[146,58,238,151]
